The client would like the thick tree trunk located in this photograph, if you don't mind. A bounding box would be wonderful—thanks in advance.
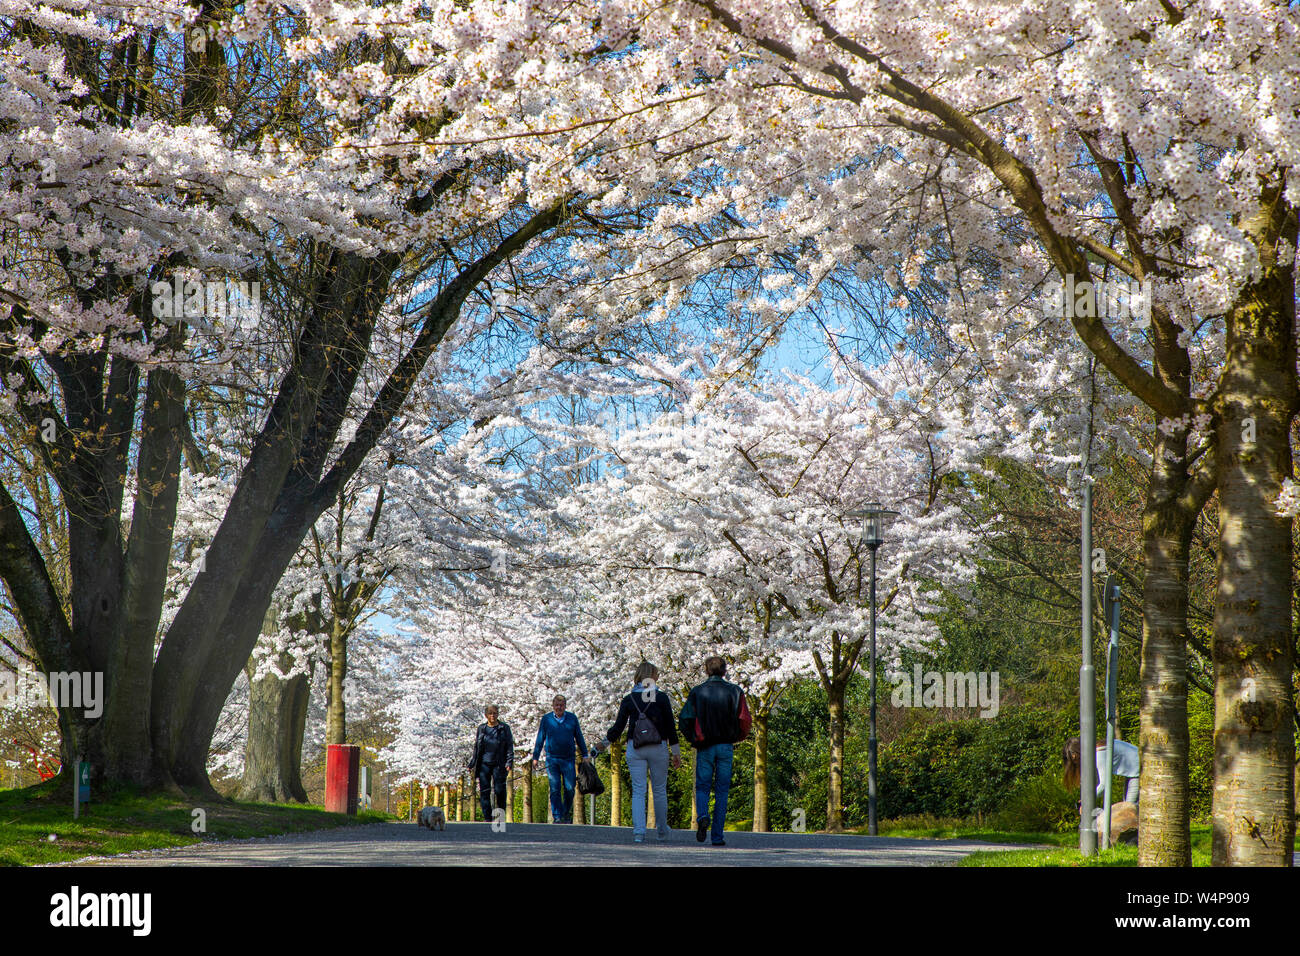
[752,710,770,831]
[1137,428,1200,865]
[238,662,310,803]
[506,767,515,822]
[101,367,185,788]
[154,209,568,792]
[574,775,586,824]
[827,687,846,832]
[523,760,534,822]
[1212,246,1297,866]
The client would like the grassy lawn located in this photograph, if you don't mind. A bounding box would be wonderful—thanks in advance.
[872,815,1070,847]
[956,824,1295,866]
[0,780,390,866]
[866,815,1300,865]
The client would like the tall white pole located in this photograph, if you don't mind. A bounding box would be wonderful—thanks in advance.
[1079,422,1097,856]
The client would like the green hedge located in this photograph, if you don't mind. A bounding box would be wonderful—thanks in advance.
[862,706,1070,820]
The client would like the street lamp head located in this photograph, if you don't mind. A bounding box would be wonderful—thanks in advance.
[849,502,900,549]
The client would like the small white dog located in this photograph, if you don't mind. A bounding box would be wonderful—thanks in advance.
[418,805,446,831]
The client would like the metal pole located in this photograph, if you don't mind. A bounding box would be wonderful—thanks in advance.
[868,545,879,837]
[1079,443,1097,856]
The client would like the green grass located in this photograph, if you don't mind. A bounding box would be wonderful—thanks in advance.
[870,814,1071,847]
[955,824,1300,866]
[959,843,1141,866]
[867,816,1300,865]
[0,780,391,866]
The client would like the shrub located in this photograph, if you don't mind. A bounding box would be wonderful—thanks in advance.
[993,771,1077,833]
[864,706,1069,820]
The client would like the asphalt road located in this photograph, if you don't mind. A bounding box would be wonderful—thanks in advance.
[68,821,1032,866]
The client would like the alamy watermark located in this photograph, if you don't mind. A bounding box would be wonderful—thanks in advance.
[0,667,104,718]
[49,886,151,936]
[1044,275,1151,326]
[150,275,261,325]
[891,665,1000,718]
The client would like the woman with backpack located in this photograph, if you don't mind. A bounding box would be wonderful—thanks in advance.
[592,661,681,843]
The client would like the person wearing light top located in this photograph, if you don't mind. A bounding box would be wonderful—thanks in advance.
[530,695,589,823]
[593,661,681,843]
[1063,736,1140,805]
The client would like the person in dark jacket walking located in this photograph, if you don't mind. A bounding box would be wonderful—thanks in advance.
[468,704,515,822]
[678,656,750,846]
[593,661,681,843]
[530,695,590,823]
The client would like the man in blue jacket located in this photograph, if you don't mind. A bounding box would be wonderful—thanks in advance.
[530,695,590,823]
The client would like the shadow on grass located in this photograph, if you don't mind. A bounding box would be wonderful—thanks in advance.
[0,780,390,866]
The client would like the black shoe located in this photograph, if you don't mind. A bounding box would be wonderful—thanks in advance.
[696,816,709,843]
[712,840,726,847]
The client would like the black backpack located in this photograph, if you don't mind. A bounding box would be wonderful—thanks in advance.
[630,693,663,748]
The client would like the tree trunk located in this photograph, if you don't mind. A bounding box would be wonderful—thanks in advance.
[152,210,569,794]
[506,766,515,822]
[523,760,534,822]
[326,619,347,746]
[574,774,586,824]
[1137,427,1202,865]
[752,710,770,831]
[100,367,185,788]
[827,686,846,832]
[610,744,622,826]
[1211,237,1298,866]
[238,662,310,803]
[456,776,464,821]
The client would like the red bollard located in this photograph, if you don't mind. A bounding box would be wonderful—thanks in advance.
[325,744,360,815]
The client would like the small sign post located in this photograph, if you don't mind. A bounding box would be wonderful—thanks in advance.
[73,757,90,819]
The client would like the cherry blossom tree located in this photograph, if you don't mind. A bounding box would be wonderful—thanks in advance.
[553,348,983,830]
[418,0,1286,865]
[0,0,748,795]
[633,0,1294,866]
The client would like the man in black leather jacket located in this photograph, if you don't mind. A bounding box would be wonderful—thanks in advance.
[678,657,751,846]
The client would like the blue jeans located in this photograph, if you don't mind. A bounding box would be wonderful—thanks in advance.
[694,744,734,844]
[546,757,576,822]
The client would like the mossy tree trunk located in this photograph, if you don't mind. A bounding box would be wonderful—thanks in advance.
[752,710,770,831]
[610,744,622,826]
[1211,201,1298,865]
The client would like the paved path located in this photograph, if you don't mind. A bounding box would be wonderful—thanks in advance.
[69,821,1032,866]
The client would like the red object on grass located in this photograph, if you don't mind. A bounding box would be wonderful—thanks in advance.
[13,738,60,781]
[325,744,360,815]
